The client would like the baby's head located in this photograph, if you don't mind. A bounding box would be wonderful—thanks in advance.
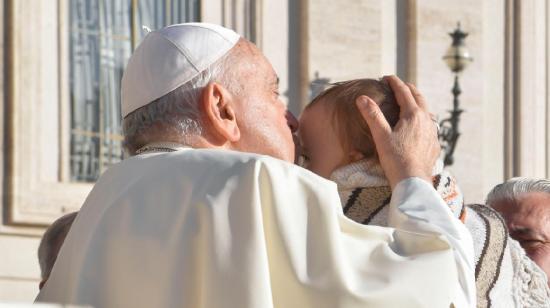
[298,78,399,178]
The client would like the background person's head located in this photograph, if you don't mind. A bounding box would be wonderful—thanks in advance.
[487,177,550,284]
[38,212,78,289]
[298,78,400,178]
[122,24,298,162]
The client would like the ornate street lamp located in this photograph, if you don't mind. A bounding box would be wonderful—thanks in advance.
[439,22,473,166]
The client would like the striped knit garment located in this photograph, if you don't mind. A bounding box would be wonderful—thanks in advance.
[331,159,550,308]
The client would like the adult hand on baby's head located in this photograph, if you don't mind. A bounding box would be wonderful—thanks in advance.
[355,75,440,189]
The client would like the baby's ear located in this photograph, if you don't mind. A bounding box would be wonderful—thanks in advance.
[348,150,365,163]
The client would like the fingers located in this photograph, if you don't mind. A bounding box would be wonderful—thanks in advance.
[383,75,417,115]
[356,95,392,142]
[406,82,428,111]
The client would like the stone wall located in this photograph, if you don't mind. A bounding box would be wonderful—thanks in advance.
[0,235,41,301]
[409,0,505,203]
[307,0,506,203]
[309,0,396,82]
[0,0,57,302]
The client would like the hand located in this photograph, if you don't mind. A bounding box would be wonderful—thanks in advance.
[355,75,440,189]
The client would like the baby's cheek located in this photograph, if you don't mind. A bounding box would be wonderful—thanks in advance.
[310,156,338,179]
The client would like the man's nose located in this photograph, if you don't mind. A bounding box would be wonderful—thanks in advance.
[286,111,299,133]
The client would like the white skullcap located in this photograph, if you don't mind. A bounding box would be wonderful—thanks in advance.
[121,23,240,117]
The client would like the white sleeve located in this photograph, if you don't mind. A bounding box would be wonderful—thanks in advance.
[388,177,476,308]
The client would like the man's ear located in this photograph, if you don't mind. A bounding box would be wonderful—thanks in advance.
[201,82,240,143]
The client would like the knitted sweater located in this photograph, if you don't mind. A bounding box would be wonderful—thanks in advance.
[331,159,550,308]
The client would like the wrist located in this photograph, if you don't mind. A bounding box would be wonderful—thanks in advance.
[388,168,432,189]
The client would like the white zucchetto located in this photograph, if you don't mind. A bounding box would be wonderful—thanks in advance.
[121,23,240,117]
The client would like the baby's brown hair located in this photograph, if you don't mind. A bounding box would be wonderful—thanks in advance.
[307,78,400,159]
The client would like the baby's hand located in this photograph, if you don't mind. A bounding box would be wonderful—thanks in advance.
[355,75,440,189]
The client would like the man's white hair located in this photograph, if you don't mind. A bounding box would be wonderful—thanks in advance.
[486,177,550,206]
[38,212,78,280]
[122,44,242,154]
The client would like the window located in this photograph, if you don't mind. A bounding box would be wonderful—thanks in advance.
[5,0,264,227]
[69,0,199,182]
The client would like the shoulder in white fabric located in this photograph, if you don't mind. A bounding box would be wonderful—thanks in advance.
[121,23,240,117]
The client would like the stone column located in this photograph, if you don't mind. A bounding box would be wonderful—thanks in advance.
[307,0,396,86]
[407,0,505,202]
[504,0,550,178]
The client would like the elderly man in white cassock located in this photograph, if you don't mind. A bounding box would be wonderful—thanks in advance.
[36,23,475,307]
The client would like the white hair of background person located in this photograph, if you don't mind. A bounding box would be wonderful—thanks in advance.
[122,45,244,155]
[486,177,550,206]
[38,212,78,281]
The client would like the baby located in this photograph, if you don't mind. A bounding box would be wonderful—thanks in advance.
[298,79,550,306]
[298,78,465,225]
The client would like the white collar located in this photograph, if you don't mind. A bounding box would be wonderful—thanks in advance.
[135,142,190,155]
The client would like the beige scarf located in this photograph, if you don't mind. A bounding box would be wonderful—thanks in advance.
[330,158,550,307]
[331,159,466,226]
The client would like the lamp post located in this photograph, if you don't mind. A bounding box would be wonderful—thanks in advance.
[309,71,331,100]
[439,22,473,166]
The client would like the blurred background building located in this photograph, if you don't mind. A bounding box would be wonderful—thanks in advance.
[1,0,550,302]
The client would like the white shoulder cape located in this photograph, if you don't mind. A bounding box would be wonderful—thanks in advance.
[37,148,475,307]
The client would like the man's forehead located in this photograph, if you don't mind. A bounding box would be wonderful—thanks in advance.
[255,60,278,86]
[516,192,550,210]
[238,42,277,75]
[242,41,278,81]
[261,55,278,81]
[497,193,550,224]
[239,39,267,61]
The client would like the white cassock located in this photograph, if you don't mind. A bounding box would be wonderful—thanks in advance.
[37,147,475,308]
